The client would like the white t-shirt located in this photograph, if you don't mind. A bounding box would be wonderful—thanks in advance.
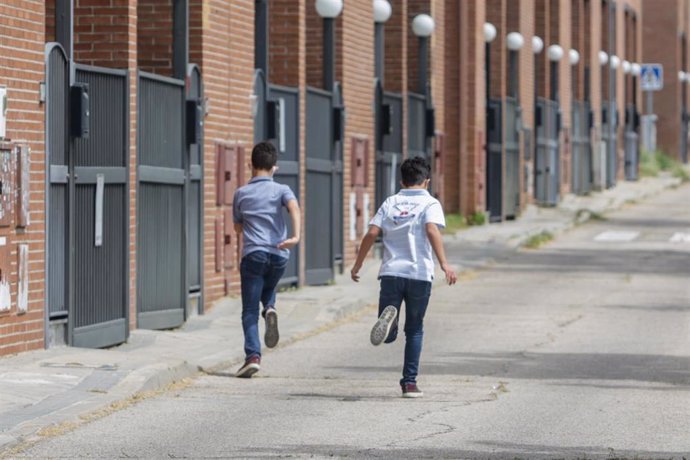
[370,189,446,282]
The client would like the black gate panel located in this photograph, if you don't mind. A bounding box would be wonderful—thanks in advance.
[137,72,186,330]
[46,44,70,321]
[187,65,204,302]
[504,97,520,219]
[269,83,300,286]
[486,99,502,222]
[305,87,337,286]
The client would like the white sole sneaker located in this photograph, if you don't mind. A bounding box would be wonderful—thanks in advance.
[264,309,279,348]
[402,390,423,398]
[370,305,398,346]
[235,361,260,378]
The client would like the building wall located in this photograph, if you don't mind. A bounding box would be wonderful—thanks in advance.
[0,1,47,354]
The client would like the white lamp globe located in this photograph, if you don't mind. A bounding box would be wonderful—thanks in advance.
[315,0,343,18]
[622,60,631,74]
[569,49,580,65]
[598,51,609,65]
[631,63,641,76]
[679,71,687,82]
[610,55,620,69]
[373,0,392,23]
[412,14,435,37]
[532,36,544,54]
[547,44,564,62]
[483,22,497,43]
[506,32,524,51]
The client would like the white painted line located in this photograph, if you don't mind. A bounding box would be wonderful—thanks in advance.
[594,231,640,242]
[669,232,690,243]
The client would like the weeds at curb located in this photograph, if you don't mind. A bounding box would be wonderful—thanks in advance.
[523,231,554,249]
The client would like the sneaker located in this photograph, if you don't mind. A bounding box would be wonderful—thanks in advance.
[370,305,398,346]
[236,356,261,378]
[264,308,280,348]
[401,383,423,398]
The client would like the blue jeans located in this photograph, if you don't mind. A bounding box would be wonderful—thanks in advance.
[378,276,432,386]
[240,251,288,359]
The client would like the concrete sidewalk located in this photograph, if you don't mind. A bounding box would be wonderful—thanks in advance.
[0,174,683,453]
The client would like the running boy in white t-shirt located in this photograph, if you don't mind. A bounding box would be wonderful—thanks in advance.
[351,156,457,398]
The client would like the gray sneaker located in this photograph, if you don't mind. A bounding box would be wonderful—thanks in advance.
[264,308,279,348]
[370,305,398,346]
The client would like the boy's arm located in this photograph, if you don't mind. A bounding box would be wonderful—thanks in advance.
[277,199,301,249]
[350,225,381,282]
[426,223,457,285]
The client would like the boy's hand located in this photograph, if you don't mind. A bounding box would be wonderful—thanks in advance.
[350,263,362,282]
[441,263,457,285]
[277,236,299,249]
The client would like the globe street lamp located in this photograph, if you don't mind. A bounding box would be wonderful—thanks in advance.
[373,0,392,83]
[412,14,435,94]
[506,32,524,98]
[547,44,564,102]
[316,0,343,90]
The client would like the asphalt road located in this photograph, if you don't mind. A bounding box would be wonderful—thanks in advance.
[14,185,690,459]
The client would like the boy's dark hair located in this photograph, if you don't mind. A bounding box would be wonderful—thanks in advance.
[251,141,278,170]
[400,156,431,187]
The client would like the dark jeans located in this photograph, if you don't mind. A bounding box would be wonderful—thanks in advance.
[378,276,432,386]
[240,251,288,359]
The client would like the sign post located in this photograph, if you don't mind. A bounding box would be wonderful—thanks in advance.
[640,63,663,152]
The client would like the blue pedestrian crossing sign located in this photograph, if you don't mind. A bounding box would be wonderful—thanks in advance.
[640,64,663,91]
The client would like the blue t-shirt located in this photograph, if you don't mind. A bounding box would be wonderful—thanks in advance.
[233,176,297,258]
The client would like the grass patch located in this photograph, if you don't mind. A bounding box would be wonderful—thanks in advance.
[639,148,690,182]
[443,213,468,234]
[466,211,487,226]
[523,231,554,249]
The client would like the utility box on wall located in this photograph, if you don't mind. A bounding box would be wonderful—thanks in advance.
[0,86,6,140]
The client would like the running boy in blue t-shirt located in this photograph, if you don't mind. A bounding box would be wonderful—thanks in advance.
[351,156,457,398]
[233,141,301,378]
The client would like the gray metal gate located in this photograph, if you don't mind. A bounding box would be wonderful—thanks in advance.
[305,86,342,285]
[504,97,520,219]
[535,98,560,206]
[374,80,403,209]
[605,105,618,188]
[269,83,300,285]
[408,92,428,159]
[571,101,593,194]
[624,104,639,181]
[680,110,689,164]
[46,44,130,348]
[486,99,502,221]
[137,72,187,329]
[187,65,204,307]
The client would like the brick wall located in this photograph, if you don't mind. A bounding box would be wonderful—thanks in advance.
[137,0,173,75]
[72,0,133,68]
[0,1,46,354]
[442,0,460,212]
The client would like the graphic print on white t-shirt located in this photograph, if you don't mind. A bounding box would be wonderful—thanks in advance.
[370,189,445,282]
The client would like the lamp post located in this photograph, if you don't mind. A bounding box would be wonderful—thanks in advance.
[569,49,580,100]
[373,0,392,84]
[506,32,524,98]
[532,36,544,165]
[412,14,435,95]
[316,0,343,90]
[631,62,641,107]
[547,45,564,102]
[484,22,497,123]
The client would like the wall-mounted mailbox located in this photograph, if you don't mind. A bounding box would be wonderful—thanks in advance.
[70,83,90,139]
[425,108,436,138]
[0,86,6,139]
[350,137,369,188]
[186,99,203,145]
[266,99,280,140]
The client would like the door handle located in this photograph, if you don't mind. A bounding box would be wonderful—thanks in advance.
[95,174,104,247]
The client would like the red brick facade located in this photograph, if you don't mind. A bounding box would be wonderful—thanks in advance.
[0,0,651,356]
